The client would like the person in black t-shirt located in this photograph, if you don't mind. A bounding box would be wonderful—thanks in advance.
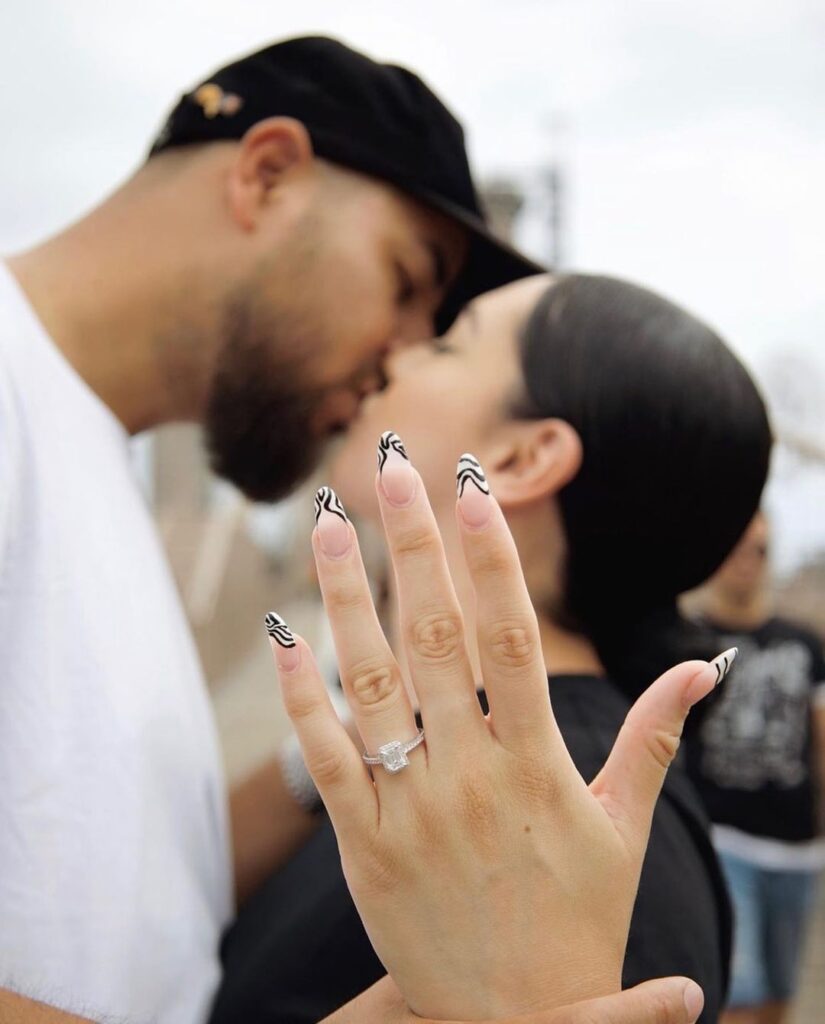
[211,274,773,1024]
[684,511,825,1024]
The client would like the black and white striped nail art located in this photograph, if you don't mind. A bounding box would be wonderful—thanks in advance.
[456,453,490,498]
[377,431,408,472]
[265,612,296,649]
[314,486,348,525]
[711,647,738,687]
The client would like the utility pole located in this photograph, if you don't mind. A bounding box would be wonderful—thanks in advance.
[543,113,567,269]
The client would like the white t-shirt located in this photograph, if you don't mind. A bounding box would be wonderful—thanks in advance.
[0,264,233,1023]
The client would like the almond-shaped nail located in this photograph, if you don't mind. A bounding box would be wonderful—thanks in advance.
[685,646,738,707]
[314,487,351,558]
[710,646,737,687]
[265,612,300,672]
[457,453,492,528]
[378,431,415,507]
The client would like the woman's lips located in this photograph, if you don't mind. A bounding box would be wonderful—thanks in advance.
[312,388,365,437]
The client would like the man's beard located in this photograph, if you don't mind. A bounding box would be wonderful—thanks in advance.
[204,292,331,503]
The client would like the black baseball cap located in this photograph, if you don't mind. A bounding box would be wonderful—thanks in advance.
[149,36,545,331]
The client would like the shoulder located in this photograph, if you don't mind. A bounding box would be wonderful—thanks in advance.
[762,617,822,649]
[764,618,825,681]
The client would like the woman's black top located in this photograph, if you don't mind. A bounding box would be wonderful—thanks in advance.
[210,675,731,1024]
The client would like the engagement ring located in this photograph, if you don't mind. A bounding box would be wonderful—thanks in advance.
[363,729,426,773]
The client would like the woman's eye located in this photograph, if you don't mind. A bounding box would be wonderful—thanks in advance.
[432,338,455,354]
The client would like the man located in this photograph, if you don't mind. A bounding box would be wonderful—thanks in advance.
[684,511,825,1024]
[0,34,700,1024]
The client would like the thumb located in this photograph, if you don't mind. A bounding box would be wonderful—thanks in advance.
[590,648,736,857]
[530,977,705,1024]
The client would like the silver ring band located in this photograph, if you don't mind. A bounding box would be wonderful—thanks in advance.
[363,729,425,773]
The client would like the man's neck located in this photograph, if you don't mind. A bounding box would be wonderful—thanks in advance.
[6,180,222,435]
[701,590,771,631]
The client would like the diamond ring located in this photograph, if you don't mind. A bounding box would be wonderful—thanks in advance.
[363,729,425,774]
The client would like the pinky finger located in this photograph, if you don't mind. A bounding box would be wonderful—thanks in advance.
[266,613,378,842]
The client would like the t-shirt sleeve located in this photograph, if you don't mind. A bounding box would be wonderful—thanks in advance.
[0,358,23,570]
[0,367,13,565]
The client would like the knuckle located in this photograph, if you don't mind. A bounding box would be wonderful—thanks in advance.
[323,576,366,616]
[471,540,514,580]
[305,745,349,788]
[350,843,405,898]
[393,524,440,561]
[347,658,400,709]
[648,990,681,1024]
[409,797,447,847]
[644,726,682,770]
[409,611,464,664]
[454,775,499,838]
[510,756,559,806]
[487,622,537,670]
[282,687,319,724]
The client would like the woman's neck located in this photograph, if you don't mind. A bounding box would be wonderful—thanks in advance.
[536,616,605,677]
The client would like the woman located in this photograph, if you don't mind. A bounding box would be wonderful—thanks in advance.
[212,273,772,1023]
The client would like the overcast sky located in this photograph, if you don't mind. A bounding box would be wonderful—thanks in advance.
[1,0,823,570]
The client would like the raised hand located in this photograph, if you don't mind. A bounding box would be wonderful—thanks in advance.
[266,435,733,1020]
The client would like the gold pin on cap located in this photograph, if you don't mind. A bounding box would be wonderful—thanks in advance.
[194,83,244,119]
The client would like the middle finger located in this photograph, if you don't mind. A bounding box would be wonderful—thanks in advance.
[375,432,486,751]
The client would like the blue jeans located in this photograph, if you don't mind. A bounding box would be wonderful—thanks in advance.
[720,850,819,1007]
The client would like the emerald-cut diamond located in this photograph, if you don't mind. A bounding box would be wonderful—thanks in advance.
[378,740,409,773]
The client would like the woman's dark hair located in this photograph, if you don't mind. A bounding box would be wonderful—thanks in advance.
[515,274,773,697]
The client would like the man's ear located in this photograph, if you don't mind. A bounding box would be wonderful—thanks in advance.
[226,117,315,232]
[486,419,583,510]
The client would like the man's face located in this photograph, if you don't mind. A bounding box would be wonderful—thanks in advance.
[713,512,770,602]
[205,179,467,502]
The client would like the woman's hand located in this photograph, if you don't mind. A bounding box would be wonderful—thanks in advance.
[267,436,734,1020]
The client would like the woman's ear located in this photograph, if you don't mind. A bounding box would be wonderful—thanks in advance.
[485,419,583,510]
[226,117,315,232]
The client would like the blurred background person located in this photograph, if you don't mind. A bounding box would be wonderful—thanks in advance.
[683,511,825,1024]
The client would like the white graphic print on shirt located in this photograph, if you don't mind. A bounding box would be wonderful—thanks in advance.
[699,638,813,790]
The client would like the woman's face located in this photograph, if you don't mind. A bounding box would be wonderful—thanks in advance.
[329,274,552,520]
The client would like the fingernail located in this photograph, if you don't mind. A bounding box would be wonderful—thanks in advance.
[710,646,737,687]
[314,487,351,558]
[685,646,738,707]
[265,612,300,673]
[683,980,704,1022]
[377,431,415,507]
[456,453,492,528]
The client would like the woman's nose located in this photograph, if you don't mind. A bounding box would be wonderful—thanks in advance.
[384,340,430,382]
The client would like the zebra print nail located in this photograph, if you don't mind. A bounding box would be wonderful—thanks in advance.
[265,612,296,649]
[377,431,408,472]
[456,454,490,498]
[711,647,738,687]
[314,486,348,525]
